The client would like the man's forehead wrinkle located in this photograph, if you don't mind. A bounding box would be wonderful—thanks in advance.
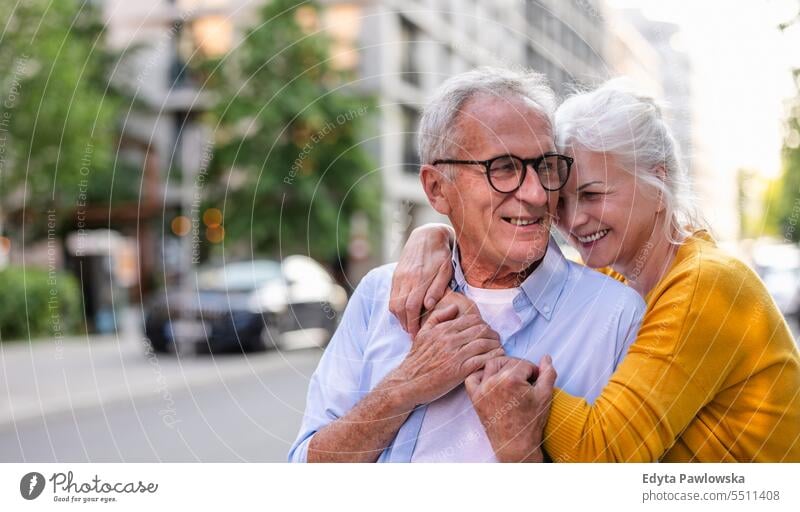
[441,94,555,163]
[461,96,553,134]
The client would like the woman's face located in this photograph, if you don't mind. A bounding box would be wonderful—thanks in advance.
[555,147,662,271]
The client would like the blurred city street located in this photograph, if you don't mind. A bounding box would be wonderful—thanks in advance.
[2,314,797,463]
[1,0,800,471]
[0,319,322,462]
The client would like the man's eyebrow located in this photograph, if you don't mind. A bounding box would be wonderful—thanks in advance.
[577,181,603,191]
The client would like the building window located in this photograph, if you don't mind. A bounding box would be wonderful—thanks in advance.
[399,16,421,86]
[400,105,420,174]
[526,46,545,72]
[438,42,453,85]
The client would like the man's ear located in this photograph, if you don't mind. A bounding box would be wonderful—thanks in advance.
[420,164,452,216]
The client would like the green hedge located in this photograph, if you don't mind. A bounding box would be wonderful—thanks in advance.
[0,266,82,341]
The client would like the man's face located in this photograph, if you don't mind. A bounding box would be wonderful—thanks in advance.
[436,94,557,275]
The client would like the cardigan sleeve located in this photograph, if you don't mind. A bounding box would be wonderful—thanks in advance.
[543,257,745,462]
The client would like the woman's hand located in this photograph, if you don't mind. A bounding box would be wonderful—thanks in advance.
[389,223,456,337]
[465,355,557,463]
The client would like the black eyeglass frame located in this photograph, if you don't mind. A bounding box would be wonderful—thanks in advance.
[431,153,574,193]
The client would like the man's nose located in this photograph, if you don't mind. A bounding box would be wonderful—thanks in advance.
[514,164,548,206]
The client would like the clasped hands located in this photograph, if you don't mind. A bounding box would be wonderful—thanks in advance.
[389,290,557,463]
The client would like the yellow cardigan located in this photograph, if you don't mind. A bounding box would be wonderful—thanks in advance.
[544,232,800,462]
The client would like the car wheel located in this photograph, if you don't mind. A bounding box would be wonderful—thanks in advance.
[144,324,170,353]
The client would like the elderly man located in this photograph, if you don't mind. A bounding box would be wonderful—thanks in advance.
[288,67,645,463]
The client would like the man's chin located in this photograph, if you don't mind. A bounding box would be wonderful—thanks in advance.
[500,247,548,272]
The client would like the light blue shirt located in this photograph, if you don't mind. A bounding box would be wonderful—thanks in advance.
[288,240,645,462]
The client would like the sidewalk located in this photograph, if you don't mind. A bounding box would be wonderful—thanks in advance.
[0,322,321,429]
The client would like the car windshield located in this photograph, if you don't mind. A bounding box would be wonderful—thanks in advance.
[196,261,282,291]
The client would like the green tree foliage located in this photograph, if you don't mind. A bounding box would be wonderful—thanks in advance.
[203,0,379,262]
[765,7,800,241]
[0,266,81,341]
[765,69,800,242]
[0,1,121,228]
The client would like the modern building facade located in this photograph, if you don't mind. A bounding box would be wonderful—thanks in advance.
[322,0,611,262]
[99,0,708,287]
[98,0,617,285]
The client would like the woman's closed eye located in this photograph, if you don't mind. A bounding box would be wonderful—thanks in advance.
[580,191,604,200]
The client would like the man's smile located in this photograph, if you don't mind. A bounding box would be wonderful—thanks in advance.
[501,216,543,227]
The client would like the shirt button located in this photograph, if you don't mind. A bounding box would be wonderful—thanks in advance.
[542,305,550,314]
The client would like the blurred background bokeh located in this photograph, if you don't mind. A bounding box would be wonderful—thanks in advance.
[1,0,799,461]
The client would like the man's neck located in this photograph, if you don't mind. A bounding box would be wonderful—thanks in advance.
[458,248,544,289]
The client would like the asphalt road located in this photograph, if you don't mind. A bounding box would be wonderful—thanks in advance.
[3,315,798,463]
[0,336,322,462]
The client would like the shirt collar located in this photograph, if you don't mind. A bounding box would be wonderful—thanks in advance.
[450,238,569,321]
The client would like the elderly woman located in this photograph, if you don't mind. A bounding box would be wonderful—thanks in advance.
[390,80,800,462]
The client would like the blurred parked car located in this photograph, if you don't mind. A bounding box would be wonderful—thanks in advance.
[751,242,800,320]
[144,256,348,354]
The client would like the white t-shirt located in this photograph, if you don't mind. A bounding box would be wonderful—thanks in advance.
[411,284,521,462]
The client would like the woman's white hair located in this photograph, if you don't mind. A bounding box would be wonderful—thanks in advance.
[417,66,556,167]
[555,78,704,243]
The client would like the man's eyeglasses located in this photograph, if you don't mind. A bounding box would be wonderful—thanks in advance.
[432,153,573,193]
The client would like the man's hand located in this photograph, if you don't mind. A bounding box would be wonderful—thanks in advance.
[387,301,504,409]
[465,355,557,463]
[418,288,482,327]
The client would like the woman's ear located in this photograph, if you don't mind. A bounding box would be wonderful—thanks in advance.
[653,164,667,182]
[653,165,667,213]
[420,164,452,216]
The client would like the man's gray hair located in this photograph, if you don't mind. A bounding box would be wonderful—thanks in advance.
[417,67,556,166]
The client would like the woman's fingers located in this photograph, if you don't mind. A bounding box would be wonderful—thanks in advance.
[532,355,557,402]
[389,276,409,332]
[405,285,427,337]
[424,260,453,310]
[465,369,485,396]
[499,358,537,383]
